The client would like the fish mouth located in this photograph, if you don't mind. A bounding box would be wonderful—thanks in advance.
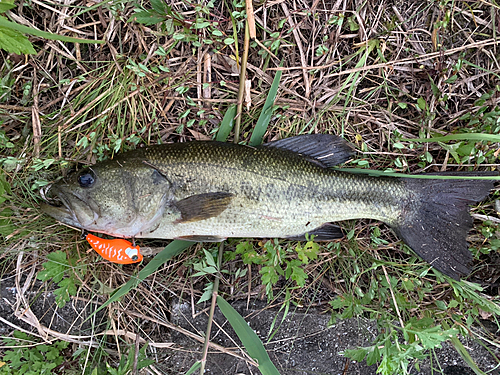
[40,184,99,229]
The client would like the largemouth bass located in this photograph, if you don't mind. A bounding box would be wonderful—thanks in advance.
[41,134,494,279]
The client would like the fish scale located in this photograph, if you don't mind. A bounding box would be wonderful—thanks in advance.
[143,144,398,236]
[41,135,495,279]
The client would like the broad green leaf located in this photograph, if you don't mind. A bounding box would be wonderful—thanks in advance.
[37,251,70,283]
[216,296,281,375]
[0,0,15,13]
[445,74,458,83]
[204,249,217,268]
[366,345,380,366]
[347,15,359,31]
[53,277,77,307]
[249,69,282,146]
[216,105,236,142]
[405,325,457,349]
[0,15,104,44]
[429,77,440,98]
[260,265,279,285]
[37,251,83,307]
[149,0,167,14]
[417,97,427,110]
[435,300,447,310]
[330,296,347,309]
[193,21,210,29]
[197,282,213,303]
[437,141,462,163]
[343,347,367,362]
[137,344,156,369]
[128,11,166,26]
[0,24,35,54]
[295,241,319,264]
[285,261,307,286]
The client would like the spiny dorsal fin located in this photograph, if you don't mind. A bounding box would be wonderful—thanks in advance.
[175,192,234,223]
[263,134,355,167]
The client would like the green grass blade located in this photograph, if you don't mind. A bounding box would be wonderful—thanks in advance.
[0,16,105,44]
[249,70,282,146]
[447,331,487,375]
[334,168,500,180]
[336,43,374,108]
[89,240,193,319]
[184,361,202,374]
[216,105,237,142]
[267,290,290,342]
[216,296,281,375]
[462,59,500,80]
[401,134,500,143]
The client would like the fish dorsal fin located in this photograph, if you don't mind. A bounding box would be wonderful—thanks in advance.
[175,192,234,223]
[263,134,355,167]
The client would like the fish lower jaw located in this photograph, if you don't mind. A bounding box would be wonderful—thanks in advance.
[86,222,158,239]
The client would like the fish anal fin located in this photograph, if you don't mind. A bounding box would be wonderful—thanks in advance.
[263,134,355,167]
[175,192,234,223]
[175,235,226,242]
[287,222,344,241]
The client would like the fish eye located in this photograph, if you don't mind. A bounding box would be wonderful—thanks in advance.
[78,170,96,188]
[131,255,138,261]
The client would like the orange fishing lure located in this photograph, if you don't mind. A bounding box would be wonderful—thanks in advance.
[86,233,143,264]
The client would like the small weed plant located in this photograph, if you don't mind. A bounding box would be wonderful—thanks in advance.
[329,252,500,374]
[189,239,320,303]
[37,250,87,307]
[0,331,69,375]
[130,0,246,51]
[228,239,321,300]
[0,331,153,375]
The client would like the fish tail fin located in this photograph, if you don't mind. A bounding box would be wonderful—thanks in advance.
[392,174,495,280]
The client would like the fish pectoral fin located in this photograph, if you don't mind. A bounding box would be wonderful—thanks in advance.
[175,192,234,223]
[286,222,344,241]
[175,235,226,242]
[263,134,355,167]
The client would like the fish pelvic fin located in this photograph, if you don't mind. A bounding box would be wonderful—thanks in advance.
[175,235,226,242]
[394,174,495,280]
[174,192,234,223]
[286,222,344,241]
